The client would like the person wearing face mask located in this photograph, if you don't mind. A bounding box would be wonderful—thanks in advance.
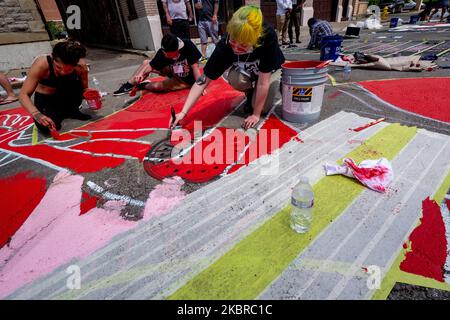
[19,40,91,134]
[170,5,285,130]
[113,33,202,96]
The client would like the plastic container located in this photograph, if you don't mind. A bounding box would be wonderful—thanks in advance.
[390,17,399,28]
[83,89,102,110]
[281,61,329,124]
[290,176,314,234]
[343,64,352,81]
[320,35,343,61]
[409,15,420,24]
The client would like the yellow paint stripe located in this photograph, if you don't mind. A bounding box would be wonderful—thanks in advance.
[169,124,417,300]
[328,74,337,86]
[372,171,450,300]
[31,124,38,146]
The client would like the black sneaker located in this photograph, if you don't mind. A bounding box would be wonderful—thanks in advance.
[113,82,134,96]
[136,81,151,91]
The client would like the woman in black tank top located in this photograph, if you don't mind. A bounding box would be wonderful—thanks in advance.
[19,40,91,134]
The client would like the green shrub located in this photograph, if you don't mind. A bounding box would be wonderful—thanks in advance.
[46,21,67,40]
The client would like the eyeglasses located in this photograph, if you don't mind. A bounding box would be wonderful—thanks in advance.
[228,38,253,54]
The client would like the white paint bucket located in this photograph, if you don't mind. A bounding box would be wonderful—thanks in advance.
[281,61,329,123]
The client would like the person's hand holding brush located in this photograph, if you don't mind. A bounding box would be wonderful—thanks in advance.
[32,111,55,130]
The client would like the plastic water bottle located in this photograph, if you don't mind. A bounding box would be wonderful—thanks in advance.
[92,77,107,96]
[343,64,351,81]
[290,176,314,233]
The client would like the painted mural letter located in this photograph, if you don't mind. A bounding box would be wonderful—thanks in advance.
[66,5,81,30]
[366,265,381,290]
[66,265,81,290]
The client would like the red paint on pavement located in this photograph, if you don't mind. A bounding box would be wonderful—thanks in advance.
[0,172,47,248]
[71,140,151,161]
[79,192,99,216]
[1,144,125,173]
[359,78,450,123]
[400,197,448,282]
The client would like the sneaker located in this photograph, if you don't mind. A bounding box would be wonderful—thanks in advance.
[113,82,134,96]
[136,81,151,91]
[199,57,208,64]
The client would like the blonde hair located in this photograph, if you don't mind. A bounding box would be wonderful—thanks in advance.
[226,5,264,47]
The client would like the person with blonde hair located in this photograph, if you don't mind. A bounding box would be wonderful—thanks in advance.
[170,5,285,129]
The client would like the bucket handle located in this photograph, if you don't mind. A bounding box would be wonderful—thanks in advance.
[316,60,332,68]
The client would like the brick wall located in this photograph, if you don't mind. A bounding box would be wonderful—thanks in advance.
[0,0,46,33]
[37,0,62,21]
[119,0,159,20]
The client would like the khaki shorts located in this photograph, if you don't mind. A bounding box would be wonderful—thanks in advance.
[226,68,282,115]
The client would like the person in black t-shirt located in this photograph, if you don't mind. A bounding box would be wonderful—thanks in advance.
[113,33,202,95]
[170,6,285,129]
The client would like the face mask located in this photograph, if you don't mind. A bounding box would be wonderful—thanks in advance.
[229,39,253,55]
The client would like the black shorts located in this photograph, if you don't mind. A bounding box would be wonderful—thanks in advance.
[170,19,191,40]
[33,91,82,133]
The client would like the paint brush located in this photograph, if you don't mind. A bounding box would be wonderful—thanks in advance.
[50,128,62,140]
[129,84,139,97]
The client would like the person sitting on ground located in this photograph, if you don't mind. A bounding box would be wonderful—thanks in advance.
[19,40,91,134]
[170,5,285,130]
[418,0,433,20]
[0,72,18,105]
[307,17,333,50]
[113,33,202,96]
[428,0,449,21]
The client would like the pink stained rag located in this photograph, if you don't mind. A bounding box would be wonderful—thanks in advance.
[324,158,394,192]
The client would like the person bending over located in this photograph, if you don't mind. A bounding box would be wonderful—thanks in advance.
[307,17,333,49]
[113,33,202,96]
[170,5,285,130]
[19,40,91,134]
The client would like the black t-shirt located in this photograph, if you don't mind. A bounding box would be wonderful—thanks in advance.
[150,38,202,85]
[196,0,218,21]
[203,24,285,81]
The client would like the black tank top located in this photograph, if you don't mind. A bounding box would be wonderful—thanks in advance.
[39,56,79,88]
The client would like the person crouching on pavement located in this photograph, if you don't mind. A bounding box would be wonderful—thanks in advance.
[113,33,202,95]
[19,40,91,134]
[307,17,333,50]
[170,5,285,130]
[0,72,18,105]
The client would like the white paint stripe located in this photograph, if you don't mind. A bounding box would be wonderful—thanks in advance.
[441,201,450,285]
[415,41,446,55]
[71,128,167,133]
[86,181,145,207]
[339,89,380,111]
[0,153,11,162]
[385,41,428,57]
[326,140,449,299]
[0,148,68,172]
[356,84,450,126]
[47,145,138,160]
[0,156,20,168]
